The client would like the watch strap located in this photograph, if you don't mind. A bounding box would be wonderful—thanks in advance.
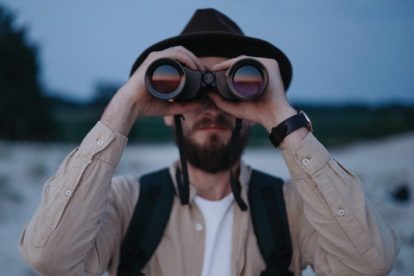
[268,112,310,147]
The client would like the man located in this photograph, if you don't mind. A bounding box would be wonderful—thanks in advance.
[20,8,398,276]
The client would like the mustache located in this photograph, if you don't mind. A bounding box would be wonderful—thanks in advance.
[192,114,233,130]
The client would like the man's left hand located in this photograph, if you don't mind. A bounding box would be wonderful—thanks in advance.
[207,56,297,133]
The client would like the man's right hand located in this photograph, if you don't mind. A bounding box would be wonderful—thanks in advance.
[100,46,205,136]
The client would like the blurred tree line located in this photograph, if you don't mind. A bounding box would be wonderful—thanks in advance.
[1,4,413,146]
[0,4,53,140]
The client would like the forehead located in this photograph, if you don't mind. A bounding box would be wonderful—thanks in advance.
[199,56,228,67]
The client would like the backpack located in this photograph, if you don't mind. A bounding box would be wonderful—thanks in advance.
[117,168,292,276]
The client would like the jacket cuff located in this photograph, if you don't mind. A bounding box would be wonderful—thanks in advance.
[79,121,128,166]
[281,132,330,179]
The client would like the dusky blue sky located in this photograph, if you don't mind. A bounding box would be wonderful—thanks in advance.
[2,0,414,104]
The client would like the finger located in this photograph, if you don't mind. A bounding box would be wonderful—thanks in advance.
[167,46,205,71]
[210,55,248,71]
[210,59,234,72]
[177,47,206,71]
[146,47,197,71]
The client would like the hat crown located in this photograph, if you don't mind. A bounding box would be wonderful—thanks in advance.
[131,8,292,91]
[181,8,244,35]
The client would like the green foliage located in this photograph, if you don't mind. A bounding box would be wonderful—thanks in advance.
[0,4,54,140]
[50,103,101,142]
[54,78,414,146]
[295,104,414,147]
[47,100,414,147]
[129,117,173,142]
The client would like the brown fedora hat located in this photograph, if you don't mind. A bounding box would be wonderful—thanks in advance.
[131,8,293,90]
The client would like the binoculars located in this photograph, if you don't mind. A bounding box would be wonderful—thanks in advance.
[145,58,269,101]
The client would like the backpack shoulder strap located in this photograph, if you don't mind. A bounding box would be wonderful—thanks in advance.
[117,168,175,276]
[248,169,293,276]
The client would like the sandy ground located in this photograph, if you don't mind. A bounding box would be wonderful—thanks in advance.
[0,132,413,275]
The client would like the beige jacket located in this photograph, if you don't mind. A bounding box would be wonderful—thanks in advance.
[19,122,398,275]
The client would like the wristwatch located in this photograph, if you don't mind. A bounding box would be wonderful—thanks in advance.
[268,110,312,147]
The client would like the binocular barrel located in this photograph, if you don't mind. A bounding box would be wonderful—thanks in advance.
[145,58,268,101]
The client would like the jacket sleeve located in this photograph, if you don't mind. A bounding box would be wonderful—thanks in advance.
[19,122,130,275]
[282,133,399,276]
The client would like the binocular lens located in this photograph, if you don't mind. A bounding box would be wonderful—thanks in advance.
[149,64,182,94]
[232,65,264,98]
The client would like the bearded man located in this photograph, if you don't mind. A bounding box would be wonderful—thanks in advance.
[20,8,398,276]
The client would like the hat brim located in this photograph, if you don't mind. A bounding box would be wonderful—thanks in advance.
[131,32,292,91]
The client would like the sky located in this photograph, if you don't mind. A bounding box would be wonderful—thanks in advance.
[2,0,414,104]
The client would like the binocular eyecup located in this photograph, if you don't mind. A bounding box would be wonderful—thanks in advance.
[145,58,269,101]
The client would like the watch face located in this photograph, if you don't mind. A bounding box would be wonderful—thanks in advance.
[300,110,313,132]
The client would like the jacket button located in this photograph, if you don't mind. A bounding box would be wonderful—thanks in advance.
[195,223,203,231]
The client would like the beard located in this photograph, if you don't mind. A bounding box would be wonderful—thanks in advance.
[178,115,250,174]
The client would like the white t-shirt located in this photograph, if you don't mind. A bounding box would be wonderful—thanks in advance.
[194,192,235,276]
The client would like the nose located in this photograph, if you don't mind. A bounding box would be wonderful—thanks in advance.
[202,97,221,114]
